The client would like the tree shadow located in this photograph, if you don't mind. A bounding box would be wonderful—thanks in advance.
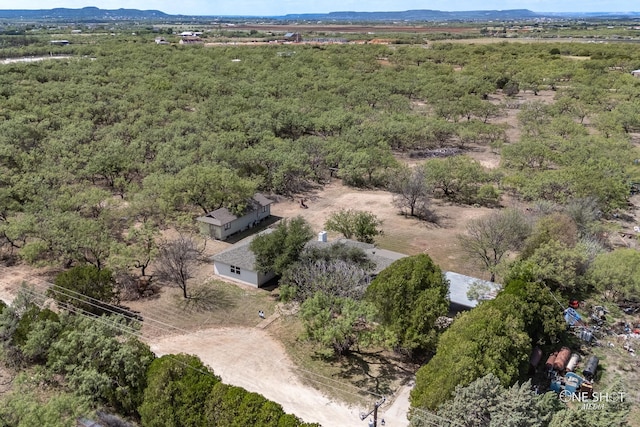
[394,207,442,228]
[176,284,236,313]
[331,349,418,397]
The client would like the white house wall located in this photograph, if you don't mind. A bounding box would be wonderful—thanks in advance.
[214,260,260,287]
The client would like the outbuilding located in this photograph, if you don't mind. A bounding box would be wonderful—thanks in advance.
[197,193,273,241]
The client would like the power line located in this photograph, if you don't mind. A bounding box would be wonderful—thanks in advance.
[15,284,384,404]
[360,396,386,427]
[14,285,253,385]
[290,361,384,398]
[7,278,411,422]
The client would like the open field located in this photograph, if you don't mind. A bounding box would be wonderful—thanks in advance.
[232,24,477,34]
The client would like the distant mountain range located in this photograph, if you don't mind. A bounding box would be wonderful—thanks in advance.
[0,7,638,22]
[0,7,168,21]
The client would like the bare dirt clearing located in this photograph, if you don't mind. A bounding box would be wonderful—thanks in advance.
[272,180,492,277]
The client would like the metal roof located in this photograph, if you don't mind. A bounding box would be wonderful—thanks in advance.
[445,271,499,310]
[214,235,499,310]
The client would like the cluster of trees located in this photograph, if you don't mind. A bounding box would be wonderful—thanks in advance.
[390,156,501,221]
[324,209,383,243]
[458,199,640,303]
[0,293,316,426]
[1,38,638,282]
[412,203,635,423]
[140,354,316,427]
[0,32,639,425]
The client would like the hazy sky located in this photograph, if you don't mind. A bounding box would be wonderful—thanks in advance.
[0,1,636,16]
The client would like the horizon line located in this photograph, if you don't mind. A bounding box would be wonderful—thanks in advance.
[1,7,639,16]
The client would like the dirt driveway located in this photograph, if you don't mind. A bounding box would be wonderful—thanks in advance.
[148,327,409,426]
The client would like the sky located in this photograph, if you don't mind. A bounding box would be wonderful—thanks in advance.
[0,1,636,16]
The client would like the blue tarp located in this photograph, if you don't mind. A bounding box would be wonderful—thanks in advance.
[564,308,582,326]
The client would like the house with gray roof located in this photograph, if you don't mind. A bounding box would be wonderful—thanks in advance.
[213,229,501,309]
[197,193,273,241]
[212,230,405,288]
[283,32,302,42]
[213,229,276,287]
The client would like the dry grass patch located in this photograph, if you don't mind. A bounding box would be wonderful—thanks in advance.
[127,280,277,339]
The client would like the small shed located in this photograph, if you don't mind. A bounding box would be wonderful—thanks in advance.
[632,69,640,77]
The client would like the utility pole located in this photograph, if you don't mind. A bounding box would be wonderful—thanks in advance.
[360,396,386,426]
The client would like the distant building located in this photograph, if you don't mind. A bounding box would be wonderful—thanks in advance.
[154,37,169,45]
[283,32,302,43]
[179,36,203,45]
[632,69,640,78]
[50,40,70,45]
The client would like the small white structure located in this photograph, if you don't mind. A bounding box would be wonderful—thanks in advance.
[632,69,640,78]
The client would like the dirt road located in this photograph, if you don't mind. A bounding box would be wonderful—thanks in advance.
[148,327,409,427]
